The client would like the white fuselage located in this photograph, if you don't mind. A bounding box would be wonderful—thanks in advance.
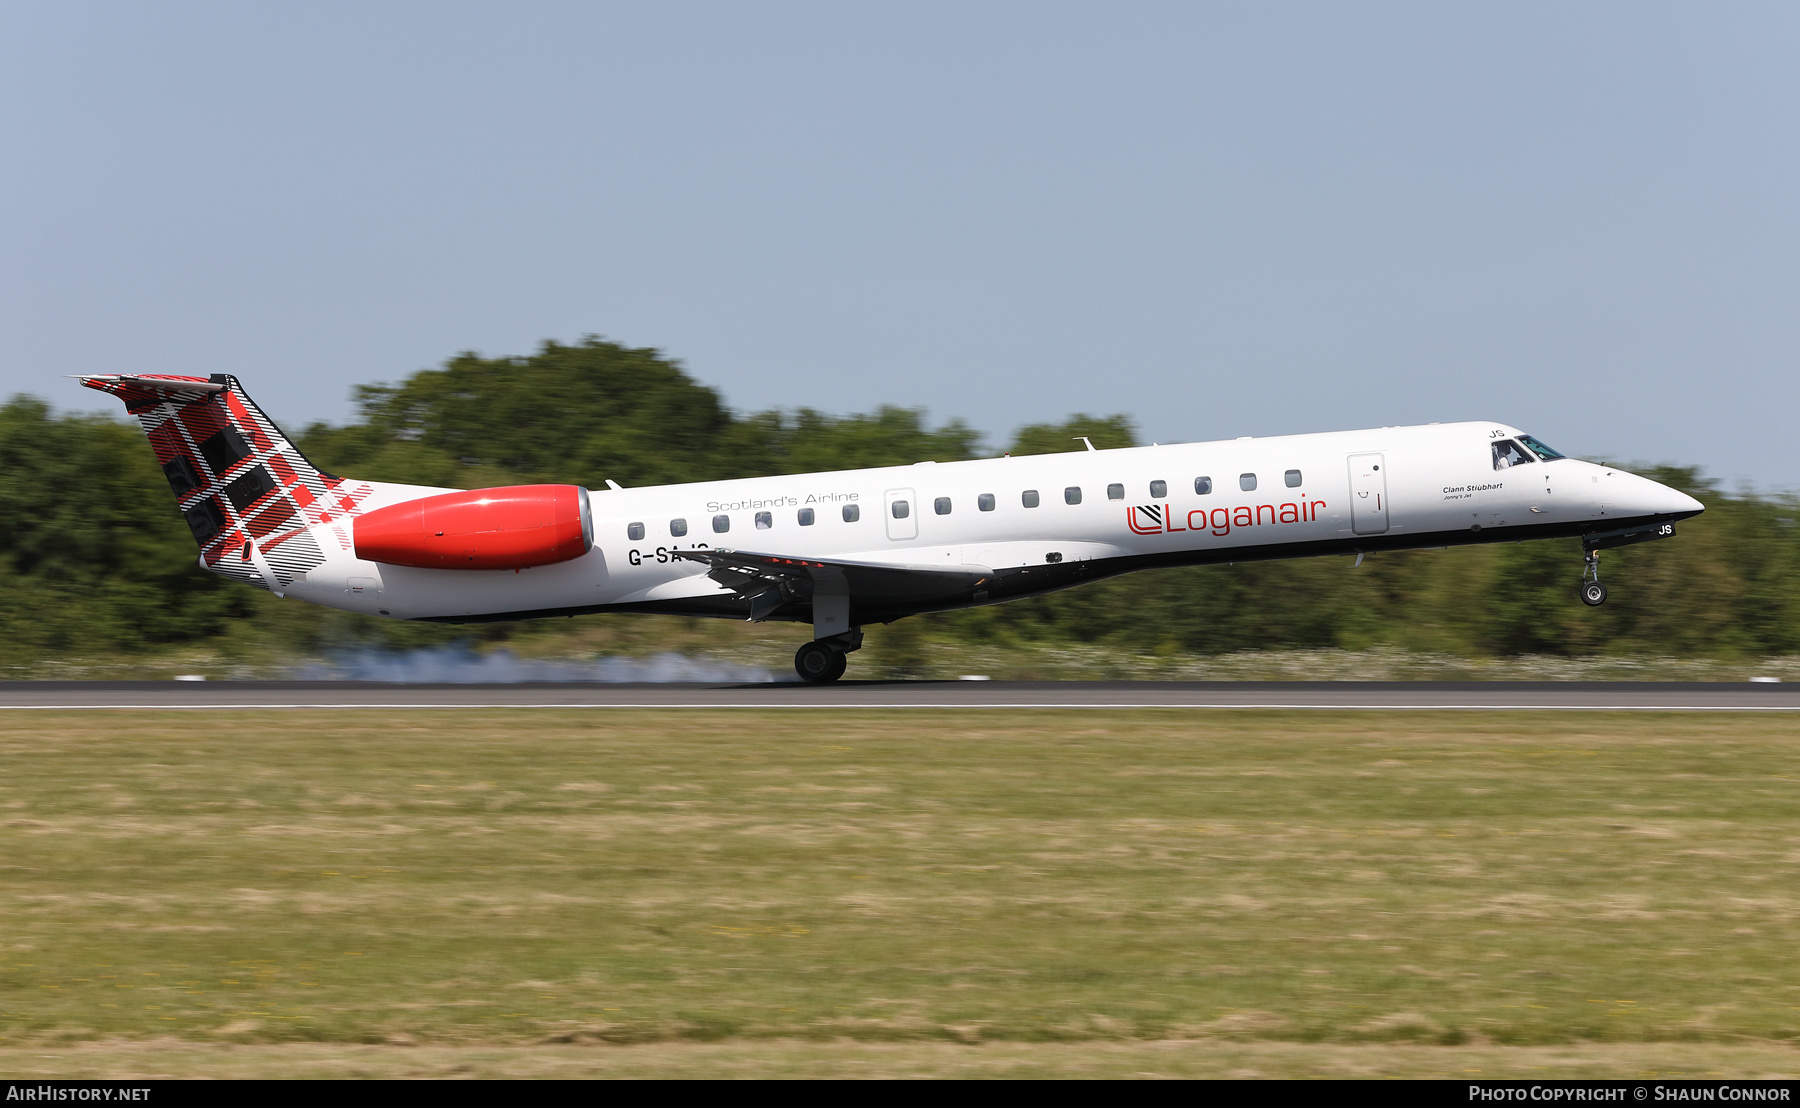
[282,420,1703,624]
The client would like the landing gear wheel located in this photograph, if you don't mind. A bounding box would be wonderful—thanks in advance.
[1579,549,1607,606]
[795,642,844,684]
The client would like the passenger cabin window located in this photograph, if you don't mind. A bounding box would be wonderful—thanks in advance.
[1285,469,1302,488]
[1239,473,1257,492]
[935,497,952,515]
[627,522,645,541]
[755,511,772,529]
[842,504,860,522]
[1493,439,1535,470]
[798,508,815,526]
[1107,483,1124,500]
[1065,486,1082,505]
[891,499,910,519]
[1022,489,1040,508]
[670,518,688,537]
[1194,476,1213,495]
[978,493,995,512]
[1150,480,1167,499]
[713,514,730,533]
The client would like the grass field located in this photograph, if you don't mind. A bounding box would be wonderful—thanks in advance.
[1,708,1797,1078]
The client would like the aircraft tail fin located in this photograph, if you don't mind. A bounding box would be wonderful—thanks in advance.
[75,373,368,591]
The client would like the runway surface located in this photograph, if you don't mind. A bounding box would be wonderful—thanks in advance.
[1,680,1796,710]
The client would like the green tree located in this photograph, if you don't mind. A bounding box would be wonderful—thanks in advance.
[1007,414,1139,455]
[300,337,984,488]
[728,406,983,476]
[0,397,250,660]
[300,337,740,489]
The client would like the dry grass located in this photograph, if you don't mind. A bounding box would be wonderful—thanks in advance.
[2,1039,1796,1079]
[1,709,1797,1076]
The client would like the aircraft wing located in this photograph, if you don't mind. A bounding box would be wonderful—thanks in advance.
[670,548,993,620]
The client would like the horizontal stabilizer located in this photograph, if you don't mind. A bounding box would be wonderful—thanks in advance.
[71,374,226,394]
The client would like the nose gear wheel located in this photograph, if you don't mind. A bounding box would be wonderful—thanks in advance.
[1578,550,1608,607]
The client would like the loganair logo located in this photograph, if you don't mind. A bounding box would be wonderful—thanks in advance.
[1128,498,1327,538]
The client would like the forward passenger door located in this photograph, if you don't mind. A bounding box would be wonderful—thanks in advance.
[1348,454,1390,535]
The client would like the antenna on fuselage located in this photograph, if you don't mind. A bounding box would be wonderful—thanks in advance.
[1075,437,1096,452]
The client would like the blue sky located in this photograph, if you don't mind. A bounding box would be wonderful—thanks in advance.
[4,2,1796,487]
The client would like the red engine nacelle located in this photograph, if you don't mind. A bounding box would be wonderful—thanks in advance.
[353,485,594,571]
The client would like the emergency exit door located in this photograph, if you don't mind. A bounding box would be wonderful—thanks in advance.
[884,488,918,541]
[1347,454,1389,535]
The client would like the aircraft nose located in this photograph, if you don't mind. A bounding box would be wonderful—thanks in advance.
[1605,468,1704,520]
[1631,472,1704,518]
[1662,484,1705,518]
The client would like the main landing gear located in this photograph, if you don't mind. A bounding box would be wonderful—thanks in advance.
[794,630,863,684]
[1579,550,1608,607]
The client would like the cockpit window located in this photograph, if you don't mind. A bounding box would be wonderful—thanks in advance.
[1517,434,1566,461]
[1492,439,1535,470]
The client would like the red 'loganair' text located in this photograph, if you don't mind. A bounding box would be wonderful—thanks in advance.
[1126,500,1327,538]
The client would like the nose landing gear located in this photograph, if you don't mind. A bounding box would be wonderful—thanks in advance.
[1579,550,1608,607]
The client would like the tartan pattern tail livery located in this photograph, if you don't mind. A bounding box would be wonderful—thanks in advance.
[78,373,372,595]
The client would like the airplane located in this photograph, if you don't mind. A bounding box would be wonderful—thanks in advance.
[77,373,1705,683]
